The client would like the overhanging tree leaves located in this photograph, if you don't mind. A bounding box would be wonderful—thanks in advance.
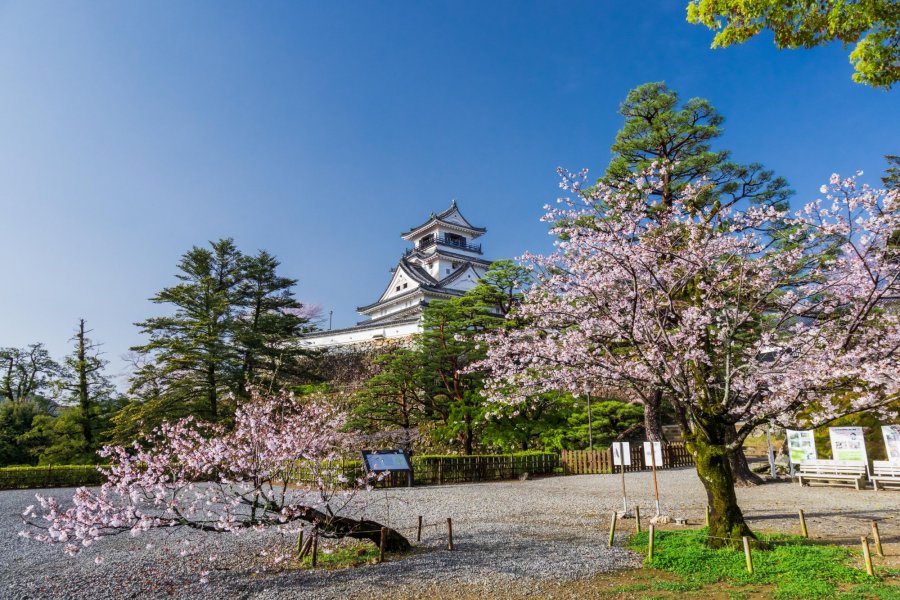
[686,0,900,89]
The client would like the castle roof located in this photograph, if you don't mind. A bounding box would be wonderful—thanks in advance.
[400,200,486,240]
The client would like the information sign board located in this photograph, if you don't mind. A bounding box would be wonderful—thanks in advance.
[829,427,868,463]
[882,425,900,464]
[786,429,817,464]
[642,441,662,467]
[612,442,631,466]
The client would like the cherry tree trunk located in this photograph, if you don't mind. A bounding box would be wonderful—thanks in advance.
[725,426,764,487]
[644,389,666,441]
[297,506,411,551]
[688,421,754,547]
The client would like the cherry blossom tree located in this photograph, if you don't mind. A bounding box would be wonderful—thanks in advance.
[21,388,410,563]
[477,166,900,544]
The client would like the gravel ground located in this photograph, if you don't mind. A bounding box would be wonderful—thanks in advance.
[1,468,898,599]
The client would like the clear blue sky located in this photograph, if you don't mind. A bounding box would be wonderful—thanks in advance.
[0,1,897,385]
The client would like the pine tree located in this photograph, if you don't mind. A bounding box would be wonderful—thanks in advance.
[596,82,791,480]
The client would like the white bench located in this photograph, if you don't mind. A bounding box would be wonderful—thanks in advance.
[797,460,868,490]
[871,461,900,491]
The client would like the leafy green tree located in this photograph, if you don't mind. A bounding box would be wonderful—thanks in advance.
[418,297,490,455]
[132,238,244,422]
[57,320,116,446]
[125,240,312,436]
[347,348,426,451]
[0,398,51,465]
[1,343,61,403]
[234,250,313,395]
[687,0,900,89]
[0,344,60,466]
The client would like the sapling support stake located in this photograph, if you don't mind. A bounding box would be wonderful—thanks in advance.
[861,536,874,577]
[799,509,808,538]
[742,536,753,574]
[447,518,454,551]
[608,511,617,547]
[872,521,884,558]
[417,515,423,543]
[635,505,641,533]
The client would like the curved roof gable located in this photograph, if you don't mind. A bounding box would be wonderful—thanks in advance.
[362,258,436,310]
[401,200,487,240]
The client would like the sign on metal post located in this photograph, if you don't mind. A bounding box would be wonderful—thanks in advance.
[612,441,631,466]
[612,442,631,515]
[361,449,414,487]
[643,441,662,516]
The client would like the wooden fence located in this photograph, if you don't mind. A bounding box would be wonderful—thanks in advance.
[560,443,693,475]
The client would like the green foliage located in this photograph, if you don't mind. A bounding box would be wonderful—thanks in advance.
[347,348,426,449]
[601,82,792,216]
[0,398,51,465]
[125,239,314,435]
[629,528,899,599]
[297,542,380,569]
[0,464,106,490]
[686,0,900,89]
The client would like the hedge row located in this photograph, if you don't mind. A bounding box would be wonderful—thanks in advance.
[0,452,561,491]
[0,465,107,490]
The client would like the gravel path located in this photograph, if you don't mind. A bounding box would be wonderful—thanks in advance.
[2,469,898,599]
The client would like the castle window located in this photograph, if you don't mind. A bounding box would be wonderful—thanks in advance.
[403,283,407,289]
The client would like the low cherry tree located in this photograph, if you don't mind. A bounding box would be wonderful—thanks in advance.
[21,388,410,564]
[477,166,900,544]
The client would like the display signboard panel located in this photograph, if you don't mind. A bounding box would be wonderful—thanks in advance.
[361,450,412,472]
[612,442,631,466]
[786,429,817,464]
[883,425,900,464]
[829,427,868,463]
[642,441,662,467]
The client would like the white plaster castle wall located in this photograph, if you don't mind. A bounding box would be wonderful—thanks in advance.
[301,320,421,349]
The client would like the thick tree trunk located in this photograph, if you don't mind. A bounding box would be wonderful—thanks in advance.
[688,421,754,547]
[724,426,764,486]
[644,390,666,441]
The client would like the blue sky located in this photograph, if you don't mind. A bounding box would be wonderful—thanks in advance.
[0,1,897,384]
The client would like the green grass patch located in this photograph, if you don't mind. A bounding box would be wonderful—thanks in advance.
[297,542,381,569]
[628,528,899,600]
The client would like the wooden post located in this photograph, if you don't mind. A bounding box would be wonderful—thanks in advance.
[861,536,874,577]
[798,509,808,538]
[296,530,304,559]
[608,511,618,547]
[649,443,661,515]
[298,535,314,560]
[417,515,423,543]
[447,518,454,551]
[872,521,884,557]
[311,530,319,567]
[648,524,655,561]
[379,527,386,563]
[705,505,710,528]
[635,505,641,533]
[742,536,753,574]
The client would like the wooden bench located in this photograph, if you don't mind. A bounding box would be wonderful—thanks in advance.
[871,461,900,491]
[797,460,868,490]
